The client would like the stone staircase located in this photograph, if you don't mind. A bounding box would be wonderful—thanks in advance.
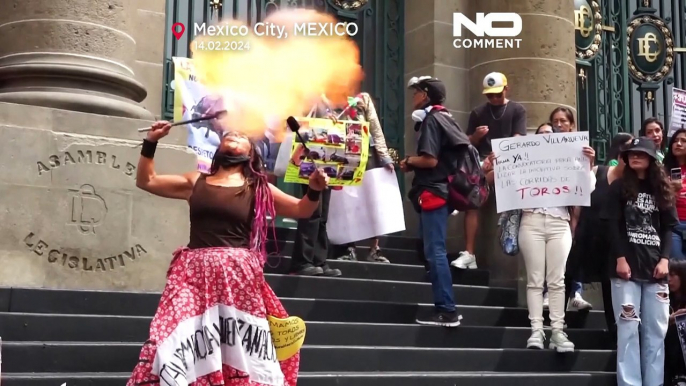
[0,228,616,385]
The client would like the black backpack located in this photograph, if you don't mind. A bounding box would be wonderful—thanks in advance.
[447,144,490,211]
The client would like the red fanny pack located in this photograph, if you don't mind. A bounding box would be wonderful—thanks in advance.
[419,190,446,211]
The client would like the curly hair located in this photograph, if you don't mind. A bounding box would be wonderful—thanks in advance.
[209,141,276,261]
[622,156,674,209]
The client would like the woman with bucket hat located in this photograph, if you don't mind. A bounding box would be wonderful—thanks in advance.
[603,137,678,386]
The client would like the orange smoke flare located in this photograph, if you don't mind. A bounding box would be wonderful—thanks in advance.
[190,9,364,142]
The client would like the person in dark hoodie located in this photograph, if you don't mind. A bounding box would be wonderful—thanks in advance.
[400,76,471,327]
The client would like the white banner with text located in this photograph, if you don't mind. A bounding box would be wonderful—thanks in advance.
[492,132,593,213]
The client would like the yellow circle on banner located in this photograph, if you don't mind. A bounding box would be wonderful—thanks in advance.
[267,315,306,361]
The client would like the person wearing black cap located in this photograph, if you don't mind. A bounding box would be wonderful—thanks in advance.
[401,76,471,326]
[453,72,527,272]
[602,137,677,385]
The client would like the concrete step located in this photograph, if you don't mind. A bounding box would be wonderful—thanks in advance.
[265,255,490,286]
[264,274,517,307]
[0,288,608,329]
[1,342,616,373]
[0,273,518,313]
[268,227,420,251]
[0,313,613,350]
[267,239,423,266]
[0,371,617,386]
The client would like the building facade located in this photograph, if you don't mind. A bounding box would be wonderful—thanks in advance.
[0,0,682,294]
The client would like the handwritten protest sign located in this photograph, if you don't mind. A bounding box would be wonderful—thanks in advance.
[492,132,592,213]
[284,117,370,186]
[267,315,306,361]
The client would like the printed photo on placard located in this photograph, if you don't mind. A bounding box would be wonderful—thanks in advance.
[298,162,317,178]
[345,137,363,155]
[316,162,340,178]
[337,166,358,181]
[284,117,370,186]
[346,122,364,136]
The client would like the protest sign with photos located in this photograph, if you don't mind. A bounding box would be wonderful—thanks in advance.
[284,117,370,186]
[492,132,593,213]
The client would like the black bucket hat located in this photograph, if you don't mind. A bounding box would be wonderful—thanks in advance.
[621,136,658,163]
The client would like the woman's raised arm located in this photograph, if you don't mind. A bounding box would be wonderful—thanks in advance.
[135,121,200,200]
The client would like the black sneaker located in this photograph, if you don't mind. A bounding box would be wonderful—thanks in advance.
[291,266,324,276]
[321,266,342,277]
[416,311,462,327]
[337,247,358,261]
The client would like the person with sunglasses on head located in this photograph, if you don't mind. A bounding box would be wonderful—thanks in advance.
[453,72,527,271]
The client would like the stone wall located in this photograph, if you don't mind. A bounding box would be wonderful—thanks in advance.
[133,0,167,118]
[0,102,193,291]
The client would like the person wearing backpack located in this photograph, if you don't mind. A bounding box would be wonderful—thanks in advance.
[401,76,471,326]
[453,72,527,270]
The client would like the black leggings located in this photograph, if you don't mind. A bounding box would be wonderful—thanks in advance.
[565,276,616,335]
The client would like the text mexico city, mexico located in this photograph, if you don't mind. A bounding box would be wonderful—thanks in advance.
[195,21,358,39]
[452,13,522,49]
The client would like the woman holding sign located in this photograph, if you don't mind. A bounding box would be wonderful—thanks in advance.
[518,128,596,353]
[127,121,330,386]
[603,137,677,386]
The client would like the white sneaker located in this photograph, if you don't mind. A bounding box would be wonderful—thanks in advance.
[549,329,575,353]
[568,293,593,311]
[450,210,460,216]
[542,293,549,309]
[526,329,545,349]
[451,251,477,269]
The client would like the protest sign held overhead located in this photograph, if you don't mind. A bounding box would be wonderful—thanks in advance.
[173,57,283,173]
[173,57,225,173]
[492,132,593,213]
[669,88,686,138]
[284,117,370,186]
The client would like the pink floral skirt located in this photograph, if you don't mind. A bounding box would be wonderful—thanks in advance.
[127,247,299,386]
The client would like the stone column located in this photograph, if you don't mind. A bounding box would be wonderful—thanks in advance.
[466,0,577,294]
[0,0,154,119]
[467,0,578,130]
[403,0,471,236]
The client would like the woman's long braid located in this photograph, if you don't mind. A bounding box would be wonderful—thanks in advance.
[248,161,277,262]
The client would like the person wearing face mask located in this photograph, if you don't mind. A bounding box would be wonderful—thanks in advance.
[639,117,666,163]
[128,119,331,385]
[401,76,471,326]
[454,72,527,271]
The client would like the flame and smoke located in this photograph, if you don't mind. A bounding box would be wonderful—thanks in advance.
[190,9,364,142]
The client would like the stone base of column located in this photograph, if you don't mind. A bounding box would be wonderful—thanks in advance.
[0,54,152,119]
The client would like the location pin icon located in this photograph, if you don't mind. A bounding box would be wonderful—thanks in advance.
[171,23,185,40]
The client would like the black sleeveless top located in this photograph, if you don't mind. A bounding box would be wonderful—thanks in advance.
[187,175,255,249]
[567,166,611,282]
